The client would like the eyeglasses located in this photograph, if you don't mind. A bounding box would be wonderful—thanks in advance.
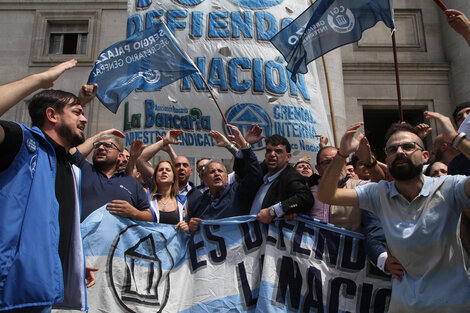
[93,141,121,152]
[318,159,333,166]
[384,142,423,155]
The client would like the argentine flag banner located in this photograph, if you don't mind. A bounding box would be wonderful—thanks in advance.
[87,21,198,113]
[270,0,395,79]
[81,208,391,312]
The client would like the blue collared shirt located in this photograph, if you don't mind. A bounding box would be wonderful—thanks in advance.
[249,167,286,216]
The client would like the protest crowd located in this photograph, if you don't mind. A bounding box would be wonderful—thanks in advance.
[1,6,470,313]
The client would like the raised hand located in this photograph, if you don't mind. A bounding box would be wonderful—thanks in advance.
[315,134,329,148]
[355,135,371,162]
[129,140,145,160]
[415,123,432,140]
[226,124,248,148]
[424,111,457,143]
[78,83,98,105]
[38,59,78,89]
[298,156,311,164]
[210,130,230,147]
[245,124,264,145]
[339,122,364,156]
[445,9,470,44]
[164,129,184,145]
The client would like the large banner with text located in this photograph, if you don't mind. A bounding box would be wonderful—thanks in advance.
[122,0,333,158]
[82,208,391,312]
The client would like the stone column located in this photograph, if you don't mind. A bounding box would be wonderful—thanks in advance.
[441,0,470,106]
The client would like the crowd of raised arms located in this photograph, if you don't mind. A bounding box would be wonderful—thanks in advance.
[0,8,469,313]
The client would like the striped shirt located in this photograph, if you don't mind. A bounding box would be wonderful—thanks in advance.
[356,175,470,313]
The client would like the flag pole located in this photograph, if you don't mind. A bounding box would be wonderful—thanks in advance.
[391,31,404,123]
[321,55,339,147]
[433,0,448,11]
[197,72,231,129]
[163,23,232,135]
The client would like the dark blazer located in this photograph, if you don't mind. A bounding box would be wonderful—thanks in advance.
[362,210,386,265]
[187,148,263,220]
[261,165,314,215]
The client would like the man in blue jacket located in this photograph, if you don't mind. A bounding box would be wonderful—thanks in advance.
[0,60,96,312]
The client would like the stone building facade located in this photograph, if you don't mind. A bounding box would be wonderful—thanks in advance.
[0,0,468,162]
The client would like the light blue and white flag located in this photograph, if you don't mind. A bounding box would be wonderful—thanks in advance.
[87,21,198,113]
[270,0,395,80]
[81,207,391,312]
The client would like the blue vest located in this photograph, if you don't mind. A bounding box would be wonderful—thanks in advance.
[0,124,86,310]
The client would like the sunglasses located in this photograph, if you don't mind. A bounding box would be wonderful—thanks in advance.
[384,142,423,155]
[93,141,122,152]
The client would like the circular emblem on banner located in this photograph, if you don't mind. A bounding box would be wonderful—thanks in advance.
[226,103,272,150]
[108,225,174,312]
[26,138,37,153]
[327,7,355,33]
[142,70,161,84]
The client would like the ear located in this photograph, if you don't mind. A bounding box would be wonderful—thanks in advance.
[422,150,430,163]
[287,152,292,162]
[441,143,449,152]
[45,107,59,124]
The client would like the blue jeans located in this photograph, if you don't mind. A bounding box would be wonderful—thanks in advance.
[4,306,52,313]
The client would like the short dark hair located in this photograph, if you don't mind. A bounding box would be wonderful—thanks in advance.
[28,89,80,128]
[265,135,291,153]
[196,158,211,168]
[316,146,335,165]
[452,102,470,125]
[385,123,420,143]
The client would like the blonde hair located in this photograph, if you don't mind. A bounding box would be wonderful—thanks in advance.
[150,160,179,198]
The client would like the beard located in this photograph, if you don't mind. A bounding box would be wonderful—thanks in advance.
[57,122,84,147]
[389,156,423,181]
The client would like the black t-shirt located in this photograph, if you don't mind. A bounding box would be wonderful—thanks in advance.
[0,121,22,172]
[0,121,74,275]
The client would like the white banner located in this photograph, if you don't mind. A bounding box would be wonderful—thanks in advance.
[82,208,391,312]
[122,0,332,159]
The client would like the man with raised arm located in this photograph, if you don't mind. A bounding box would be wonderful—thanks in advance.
[70,131,151,222]
[0,60,97,312]
[187,124,263,229]
[250,135,314,224]
[318,113,470,313]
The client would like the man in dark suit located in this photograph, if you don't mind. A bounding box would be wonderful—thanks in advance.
[249,134,314,224]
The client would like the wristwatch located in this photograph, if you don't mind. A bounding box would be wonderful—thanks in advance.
[269,206,276,217]
[242,142,251,150]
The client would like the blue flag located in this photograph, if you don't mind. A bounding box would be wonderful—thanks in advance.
[88,22,198,113]
[270,0,394,80]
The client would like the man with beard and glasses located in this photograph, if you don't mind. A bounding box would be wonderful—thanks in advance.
[318,115,470,313]
[0,60,97,312]
[71,133,151,222]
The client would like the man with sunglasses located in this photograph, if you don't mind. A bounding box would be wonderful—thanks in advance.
[318,114,470,312]
[71,134,151,222]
